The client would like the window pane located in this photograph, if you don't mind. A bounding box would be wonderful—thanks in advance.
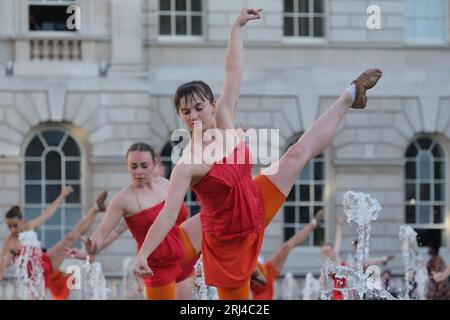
[25,136,45,156]
[46,208,61,226]
[431,144,442,157]
[285,206,296,223]
[284,0,294,12]
[405,161,416,179]
[284,17,294,36]
[191,0,202,12]
[300,184,310,201]
[191,16,202,35]
[29,5,74,32]
[45,229,61,249]
[26,185,41,203]
[419,183,430,201]
[287,185,296,201]
[45,151,62,180]
[299,206,309,223]
[176,0,187,11]
[189,205,201,216]
[176,15,187,35]
[434,161,444,179]
[299,0,309,12]
[418,205,430,224]
[24,208,41,221]
[46,184,61,203]
[417,138,432,150]
[405,143,418,157]
[159,15,171,34]
[65,207,82,227]
[314,0,324,13]
[62,136,80,156]
[26,161,41,180]
[66,184,81,203]
[405,183,416,202]
[284,227,295,242]
[406,206,415,223]
[314,161,324,180]
[159,0,171,11]
[300,162,310,180]
[434,183,444,201]
[433,206,443,224]
[419,153,431,179]
[42,130,64,147]
[314,184,323,201]
[66,161,80,180]
[299,17,309,36]
[415,228,441,247]
[313,17,324,37]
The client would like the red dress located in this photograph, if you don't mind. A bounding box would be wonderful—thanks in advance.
[192,142,264,288]
[124,201,188,287]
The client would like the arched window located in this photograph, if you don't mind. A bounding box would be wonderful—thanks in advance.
[23,129,82,248]
[283,136,325,246]
[160,140,200,216]
[405,137,445,247]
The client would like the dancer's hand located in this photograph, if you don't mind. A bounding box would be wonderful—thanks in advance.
[60,185,74,198]
[235,7,263,27]
[432,271,447,282]
[133,254,153,278]
[63,247,87,260]
[80,235,98,255]
[336,216,345,225]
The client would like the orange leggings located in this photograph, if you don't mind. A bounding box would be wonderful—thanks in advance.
[215,174,286,300]
[145,281,176,300]
[144,228,197,300]
[217,281,251,300]
[175,174,285,300]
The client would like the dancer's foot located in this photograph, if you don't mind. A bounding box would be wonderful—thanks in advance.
[350,68,382,109]
[95,191,108,212]
[251,268,267,286]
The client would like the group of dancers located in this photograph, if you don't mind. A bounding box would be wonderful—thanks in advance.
[0,7,399,300]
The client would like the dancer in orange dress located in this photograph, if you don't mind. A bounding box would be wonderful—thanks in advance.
[251,210,324,300]
[133,6,382,300]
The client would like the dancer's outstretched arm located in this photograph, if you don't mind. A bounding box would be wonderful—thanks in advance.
[64,220,128,259]
[65,220,128,260]
[133,163,192,276]
[216,8,262,129]
[83,193,125,255]
[270,210,323,272]
[26,186,73,230]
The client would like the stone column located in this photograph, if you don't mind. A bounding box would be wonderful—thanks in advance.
[109,0,144,76]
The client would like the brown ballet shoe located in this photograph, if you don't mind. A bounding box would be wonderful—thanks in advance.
[251,268,267,286]
[95,191,108,212]
[351,68,383,109]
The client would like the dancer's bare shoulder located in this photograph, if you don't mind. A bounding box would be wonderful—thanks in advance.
[108,186,133,212]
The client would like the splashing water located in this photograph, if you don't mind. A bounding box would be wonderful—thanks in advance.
[302,272,320,300]
[121,257,141,300]
[321,191,397,300]
[14,231,46,300]
[80,258,111,300]
[192,255,218,300]
[281,272,301,300]
[398,225,428,300]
